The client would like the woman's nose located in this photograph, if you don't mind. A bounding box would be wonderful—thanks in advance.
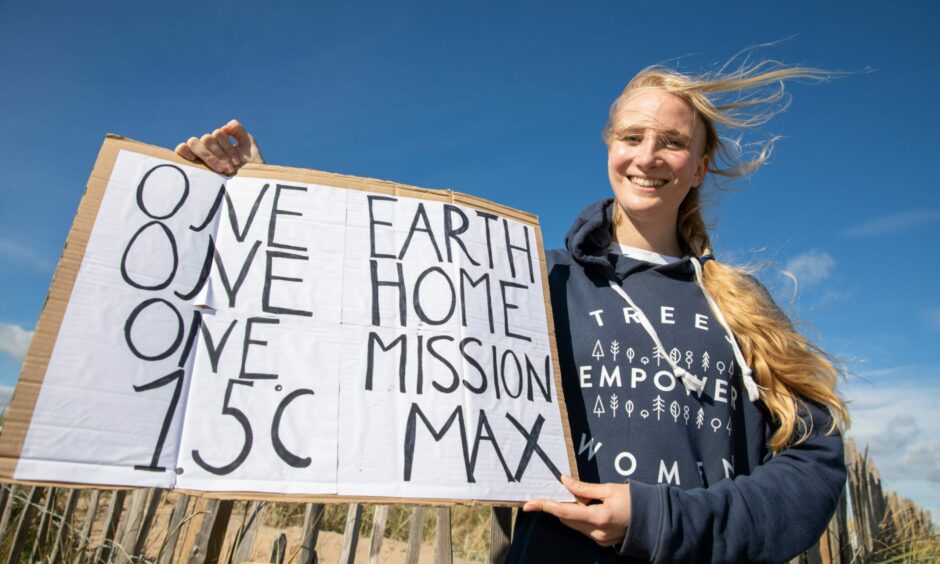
[634,137,659,168]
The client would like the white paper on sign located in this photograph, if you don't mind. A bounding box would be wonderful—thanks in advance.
[13,145,573,503]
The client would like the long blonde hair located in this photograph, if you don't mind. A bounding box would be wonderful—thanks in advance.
[605,62,849,451]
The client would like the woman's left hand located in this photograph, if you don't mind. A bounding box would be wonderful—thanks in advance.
[522,475,632,548]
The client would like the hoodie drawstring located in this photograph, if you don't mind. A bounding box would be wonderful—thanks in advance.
[606,280,708,396]
[689,257,762,402]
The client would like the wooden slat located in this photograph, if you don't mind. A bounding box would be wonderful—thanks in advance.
[0,484,21,541]
[133,488,164,558]
[434,507,453,564]
[74,489,101,564]
[158,493,191,564]
[404,506,427,564]
[338,503,363,564]
[48,488,80,564]
[298,503,325,564]
[29,486,58,562]
[187,498,233,564]
[231,500,266,564]
[368,505,389,564]
[0,484,10,525]
[114,488,148,563]
[269,532,287,564]
[93,489,127,563]
[6,486,44,564]
[488,507,512,564]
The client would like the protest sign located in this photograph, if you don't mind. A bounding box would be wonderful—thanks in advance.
[0,136,576,504]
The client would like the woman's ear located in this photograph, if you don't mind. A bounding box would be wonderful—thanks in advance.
[693,153,710,187]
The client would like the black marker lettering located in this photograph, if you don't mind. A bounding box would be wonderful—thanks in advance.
[137,164,189,220]
[500,280,532,342]
[120,221,179,291]
[370,260,406,326]
[271,388,315,468]
[240,317,279,380]
[399,203,443,262]
[263,250,313,317]
[364,332,407,392]
[403,403,472,482]
[502,220,534,283]
[268,184,308,252]
[428,335,458,393]
[474,211,498,269]
[413,266,456,326]
[192,379,254,475]
[443,204,480,266]
[124,298,184,361]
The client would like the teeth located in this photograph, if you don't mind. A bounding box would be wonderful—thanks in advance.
[630,176,668,188]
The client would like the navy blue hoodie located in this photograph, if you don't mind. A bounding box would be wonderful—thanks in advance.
[508,199,845,563]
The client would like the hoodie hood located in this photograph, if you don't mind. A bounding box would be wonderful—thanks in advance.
[564,198,697,281]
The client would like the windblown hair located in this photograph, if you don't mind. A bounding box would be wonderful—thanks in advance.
[605,61,849,451]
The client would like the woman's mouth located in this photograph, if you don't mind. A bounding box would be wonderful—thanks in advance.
[628,176,668,188]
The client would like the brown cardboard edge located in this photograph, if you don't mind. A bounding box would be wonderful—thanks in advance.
[0,136,122,479]
[533,226,579,483]
[0,134,576,505]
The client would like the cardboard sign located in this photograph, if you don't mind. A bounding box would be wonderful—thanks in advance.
[0,136,576,505]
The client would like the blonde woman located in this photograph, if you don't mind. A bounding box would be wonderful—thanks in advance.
[177,61,849,563]
[508,64,849,563]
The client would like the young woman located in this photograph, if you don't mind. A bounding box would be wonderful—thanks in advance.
[177,62,849,563]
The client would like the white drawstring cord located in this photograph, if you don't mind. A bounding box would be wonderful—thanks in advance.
[689,257,761,402]
[606,280,707,395]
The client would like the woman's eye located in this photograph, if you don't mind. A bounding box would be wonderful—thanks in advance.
[664,137,687,149]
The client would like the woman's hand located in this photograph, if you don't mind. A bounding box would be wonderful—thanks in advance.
[523,475,632,548]
[175,119,264,175]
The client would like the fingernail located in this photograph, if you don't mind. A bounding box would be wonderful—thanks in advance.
[522,503,533,512]
[560,474,571,484]
[233,155,241,166]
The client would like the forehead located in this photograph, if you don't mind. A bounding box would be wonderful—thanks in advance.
[613,88,700,137]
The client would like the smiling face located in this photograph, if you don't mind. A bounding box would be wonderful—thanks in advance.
[607,88,710,234]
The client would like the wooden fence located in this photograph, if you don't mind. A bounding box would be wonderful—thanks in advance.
[0,438,933,563]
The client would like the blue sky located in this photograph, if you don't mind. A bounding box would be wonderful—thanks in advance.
[1,1,938,520]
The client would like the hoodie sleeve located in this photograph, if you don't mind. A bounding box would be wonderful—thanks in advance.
[618,401,845,563]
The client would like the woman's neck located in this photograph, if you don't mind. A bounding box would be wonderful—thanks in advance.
[612,212,683,257]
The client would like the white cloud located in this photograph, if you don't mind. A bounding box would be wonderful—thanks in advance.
[783,250,835,287]
[843,372,940,523]
[0,323,33,362]
[840,209,940,238]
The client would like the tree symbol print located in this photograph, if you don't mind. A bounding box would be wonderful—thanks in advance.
[640,409,649,419]
[610,394,619,418]
[610,340,620,361]
[685,350,694,369]
[696,408,705,429]
[594,395,606,417]
[683,405,690,425]
[716,361,726,374]
[670,401,681,422]
[625,399,634,418]
[592,340,605,360]
[626,347,635,364]
[710,418,722,433]
[653,345,663,366]
[702,351,710,372]
[653,395,666,420]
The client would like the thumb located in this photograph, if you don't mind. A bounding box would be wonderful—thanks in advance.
[561,475,610,500]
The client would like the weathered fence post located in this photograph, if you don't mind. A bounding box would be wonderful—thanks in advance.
[0,484,21,540]
[7,486,44,564]
[74,488,102,564]
[298,502,325,564]
[404,506,427,564]
[49,488,80,564]
[29,486,58,562]
[435,506,453,564]
[187,498,234,564]
[269,532,287,563]
[338,503,364,564]
[231,500,267,564]
[368,505,389,564]
[94,489,128,563]
[158,492,191,564]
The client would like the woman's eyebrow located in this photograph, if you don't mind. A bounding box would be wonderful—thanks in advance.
[616,125,691,141]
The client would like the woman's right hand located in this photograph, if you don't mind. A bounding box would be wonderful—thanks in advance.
[175,119,264,175]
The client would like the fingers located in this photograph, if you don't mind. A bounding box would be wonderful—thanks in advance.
[222,119,252,147]
[175,142,197,162]
[175,120,261,175]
